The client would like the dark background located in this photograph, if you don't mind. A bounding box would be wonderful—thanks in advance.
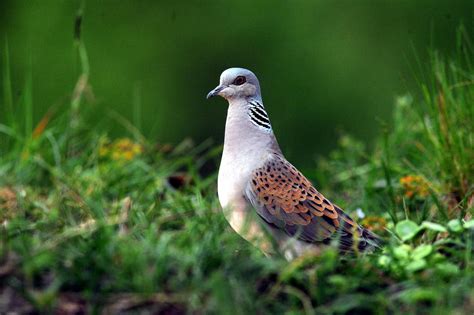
[1,0,471,166]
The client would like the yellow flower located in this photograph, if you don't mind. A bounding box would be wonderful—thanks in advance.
[99,138,143,161]
[400,175,429,199]
[361,216,387,233]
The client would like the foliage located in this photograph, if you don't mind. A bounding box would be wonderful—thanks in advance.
[0,29,473,315]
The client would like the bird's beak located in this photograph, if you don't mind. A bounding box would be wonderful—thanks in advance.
[206,85,225,99]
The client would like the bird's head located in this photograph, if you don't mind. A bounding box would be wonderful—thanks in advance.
[207,67,261,101]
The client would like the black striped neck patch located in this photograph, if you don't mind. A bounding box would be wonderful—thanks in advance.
[247,100,272,131]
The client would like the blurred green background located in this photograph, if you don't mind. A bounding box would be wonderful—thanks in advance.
[1,0,471,166]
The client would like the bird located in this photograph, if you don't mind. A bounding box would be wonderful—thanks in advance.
[207,67,381,259]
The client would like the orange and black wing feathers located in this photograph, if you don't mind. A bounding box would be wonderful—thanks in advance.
[245,154,381,251]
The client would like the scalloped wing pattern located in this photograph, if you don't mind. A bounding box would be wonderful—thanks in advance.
[245,153,380,251]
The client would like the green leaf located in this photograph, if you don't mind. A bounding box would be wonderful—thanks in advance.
[463,219,474,229]
[412,244,433,260]
[328,275,349,290]
[435,262,460,276]
[378,255,391,267]
[447,219,463,232]
[399,288,439,303]
[393,244,411,260]
[421,221,447,233]
[405,258,427,272]
[396,220,421,241]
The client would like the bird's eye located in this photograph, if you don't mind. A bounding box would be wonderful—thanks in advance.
[233,76,246,86]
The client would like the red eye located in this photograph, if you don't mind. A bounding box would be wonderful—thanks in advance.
[233,76,246,85]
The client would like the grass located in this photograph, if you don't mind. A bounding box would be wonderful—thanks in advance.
[1,29,473,314]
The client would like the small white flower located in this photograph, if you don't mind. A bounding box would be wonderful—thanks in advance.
[356,208,365,219]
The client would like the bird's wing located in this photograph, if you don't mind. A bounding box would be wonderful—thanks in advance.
[244,153,380,251]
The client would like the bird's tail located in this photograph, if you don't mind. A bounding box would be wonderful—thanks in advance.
[359,227,383,251]
[335,206,384,253]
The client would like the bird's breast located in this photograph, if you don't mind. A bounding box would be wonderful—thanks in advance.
[218,146,269,210]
